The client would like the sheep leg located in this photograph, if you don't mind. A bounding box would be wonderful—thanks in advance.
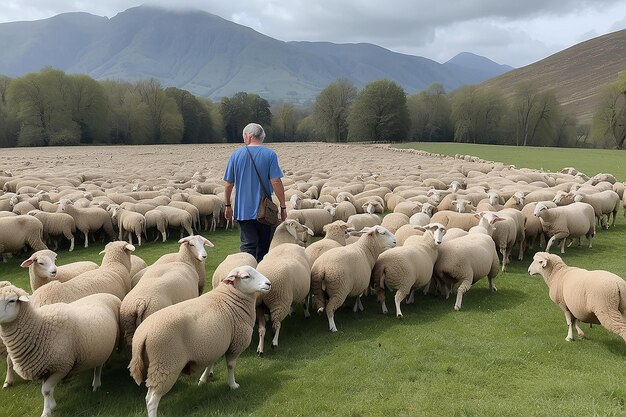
[41,372,64,417]
[394,290,406,319]
[69,237,74,252]
[137,231,142,246]
[376,287,388,314]
[545,232,567,254]
[406,289,415,304]
[454,277,473,311]
[271,320,281,349]
[353,295,364,312]
[161,229,167,242]
[225,355,240,390]
[500,246,509,273]
[256,307,266,356]
[83,231,89,248]
[3,355,13,389]
[127,230,133,245]
[198,365,214,385]
[325,294,345,332]
[303,294,311,318]
[595,309,626,343]
[563,310,576,341]
[92,366,103,392]
[145,388,162,417]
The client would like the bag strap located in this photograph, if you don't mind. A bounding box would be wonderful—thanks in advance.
[244,146,271,198]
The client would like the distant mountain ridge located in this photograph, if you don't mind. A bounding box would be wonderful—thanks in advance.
[480,29,626,122]
[0,5,512,103]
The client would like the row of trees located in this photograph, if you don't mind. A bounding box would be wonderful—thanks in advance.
[1,68,625,148]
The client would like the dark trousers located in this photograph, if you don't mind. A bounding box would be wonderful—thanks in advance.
[238,220,273,262]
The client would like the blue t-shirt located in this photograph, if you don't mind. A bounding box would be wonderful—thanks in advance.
[224,146,283,221]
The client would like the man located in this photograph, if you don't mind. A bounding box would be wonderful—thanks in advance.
[223,123,287,262]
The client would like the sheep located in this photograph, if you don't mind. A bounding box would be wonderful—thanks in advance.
[144,209,168,242]
[573,190,621,229]
[120,259,202,345]
[179,193,224,232]
[409,202,436,226]
[521,201,556,253]
[211,252,258,288]
[286,208,333,236]
[290,194,323,210]
[0,284,120,417]
[11,200,38,215]
[154,205,194,238]
[433,228,500,310]
[256,243,311,355]
[132,235,213,293]
[119,202,157,215]
[129,266,272,417]
[311,226,396,332]
[481,212,518,272]
[430,210,480,231]
[168,201,201,231]
[373,224,446,318]
[305,220,350,267]
[533,202,596,254]
[20,250,99,292]
[57,199,115,248]
[111,205,147,246]
[393,201,421,217]
[528,252,626,343]
[0,215,47,262]
[27,210,76,251]
[451,199,474,213]
[356,198,384,214]
[329,201,357,222]
[380,212,410,234]
[269,219,314,250]
[30,241,135,307]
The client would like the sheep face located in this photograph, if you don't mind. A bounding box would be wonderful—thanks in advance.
[533,202,549,218]
[0,286,29,324]
[178,235,214,261]
[223,266,271,294]
[426,223,447,245]
[284,219,314,243]
[21,251,58,280]
[528,252,560,276]
[364,225,396,251]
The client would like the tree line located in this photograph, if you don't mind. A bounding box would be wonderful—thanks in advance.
[0,67,625,148]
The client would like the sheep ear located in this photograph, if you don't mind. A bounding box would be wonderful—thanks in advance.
[125,244,136,252]
[202,238,214,248]
[20,258,35,268]
[285,221,298,238]
[540,258,548,268]
[178,237,191,244]
[18,295,30,303]
[99,249,106,255]
[413,226,426,232]
[305,226,314,236]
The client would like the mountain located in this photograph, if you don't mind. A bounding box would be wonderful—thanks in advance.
[480,29,626,122]
[0,5,512,103]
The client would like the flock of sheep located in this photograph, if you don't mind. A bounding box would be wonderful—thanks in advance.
[0,143,625,417]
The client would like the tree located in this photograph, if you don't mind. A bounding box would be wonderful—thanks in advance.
[272,102,298,141]
[592,71,626,149]
[407,83,452,142]
[221,92,271,142]
[313,78,357,142]
[134,78,183,144]
[450,86,506,144]
[66,74,108,144]
[510,82,560,146]
[0,75,18,147]
[347,80,409,142]
[165,87,213,143]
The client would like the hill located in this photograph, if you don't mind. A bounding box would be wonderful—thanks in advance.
[0,5,511,103]
[480,29,626,122]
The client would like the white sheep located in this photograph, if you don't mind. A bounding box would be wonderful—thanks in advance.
[154,205,194,238]
[311,226,396,332]
[30,241,135,307]
[409,202,436,226]
[144,209,168,242]
[0,215,48,262]
[129,266,272,417]
[20,249,99,292]
[133,235,213,292]
[290,194,323,210]
[430,210,479,231]
[528,252,626,343]
[0,284,120,417]
[180,193,224,232]
[346,213,381,231]
[533,202,596,253]
[433,228,500,310]
[269,219,314,250]
[573,190,621,229]
[380,212,410,234]
[305,220,350,267]
[27,210,76,251]
[373,224,446,318]
[57,199,115,248]
[256,243,311,355]
[111,205,146,246]
[286,208,334,236]
[211,252,258,288]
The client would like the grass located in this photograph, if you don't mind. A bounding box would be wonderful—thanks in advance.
[1,144,626,417]
[393,142,626,181]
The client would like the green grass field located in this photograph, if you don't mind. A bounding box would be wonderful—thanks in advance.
[1,144,625,417]
[394,142,626,181]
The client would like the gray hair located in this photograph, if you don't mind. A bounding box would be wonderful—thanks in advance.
[243,123,266,142]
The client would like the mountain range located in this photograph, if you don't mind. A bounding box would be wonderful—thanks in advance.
[0,5,513,103]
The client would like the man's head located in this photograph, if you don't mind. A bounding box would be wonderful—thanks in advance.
[243,123,266,144]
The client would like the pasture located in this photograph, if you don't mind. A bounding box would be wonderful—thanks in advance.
[0,143,625,417]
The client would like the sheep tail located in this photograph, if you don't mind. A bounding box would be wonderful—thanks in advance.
[310,267,326,312]
[129,329,147,386]
[122,299,148,346]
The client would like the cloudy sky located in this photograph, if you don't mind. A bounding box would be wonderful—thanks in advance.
[1,1,625,68]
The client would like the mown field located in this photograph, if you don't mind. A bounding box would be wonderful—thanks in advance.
[0,143,625,417]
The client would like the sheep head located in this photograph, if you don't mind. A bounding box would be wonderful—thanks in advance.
[223,266,271,294]
[21,250,58,280]
[0,284,30,324]
[178,235,214,261]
